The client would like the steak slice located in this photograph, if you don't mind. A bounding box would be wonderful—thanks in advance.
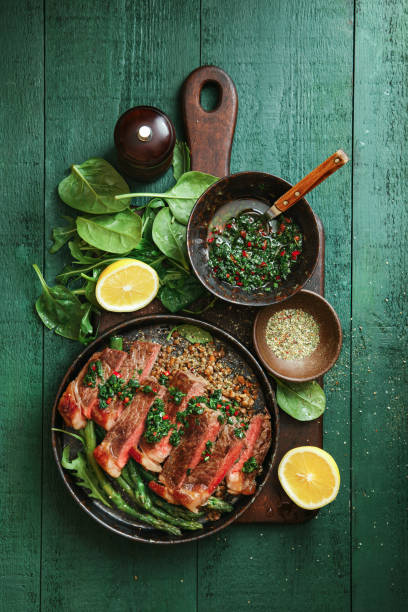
[174,422,246,512]
[133,370,208,472]
[58,348,127,430]
[149,407,221,503]
[93,377,165,477]
[240,413,271,495]
[226,413,267,495]
[92,341,161,430]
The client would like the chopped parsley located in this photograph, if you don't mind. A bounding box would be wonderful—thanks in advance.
[97,373,140,410]
[208,213,303,292]
[168,386,186,405]
[202,440,213,462]
[242,456,258,473]
[83,360,103,388]
[143,399,173,443]
[158,373,169,386]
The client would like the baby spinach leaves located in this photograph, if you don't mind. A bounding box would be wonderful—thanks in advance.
[115,170,219,225]
[172,141,191,181]
[58,158,131,214]
[33,265,97,344]
[165,171,219,225]
[273,377,326,421]
[50,216,77,253]
[168,324,213,344]
[76,209,142,254]
[152,207,189,270]
[34,144,216,344]
[159,274,205,313]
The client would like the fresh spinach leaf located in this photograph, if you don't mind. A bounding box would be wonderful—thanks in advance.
[115,170,219,225]
[165,171,218,225]
[76,209,142,254]
[169,324,213,344]
[68,237,105,264]
[141,198,165,240]
[79,302,99,344]
[172,141,190,181]
[159,273,205,312]
[56,258,118,285]
[273,377,326,421]
[152,207,189,270]
[50,216,77,253]
[33,264,95,342]
[58,158,131,214]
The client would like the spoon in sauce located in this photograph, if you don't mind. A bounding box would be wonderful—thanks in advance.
[211,150,349,234]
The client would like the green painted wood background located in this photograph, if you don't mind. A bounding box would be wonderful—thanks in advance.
[0,1,406,610]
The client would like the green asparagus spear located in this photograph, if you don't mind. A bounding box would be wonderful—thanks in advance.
[205,496,234,513]
[109,335,123,350]
[81,422,181,535]
[125,461,203,531]
[132,461,206,519]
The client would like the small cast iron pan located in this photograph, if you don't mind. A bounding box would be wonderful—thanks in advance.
[51,315,279,545]
[182,66,320,306]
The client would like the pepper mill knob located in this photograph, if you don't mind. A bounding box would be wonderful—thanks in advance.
[114,106,176,182]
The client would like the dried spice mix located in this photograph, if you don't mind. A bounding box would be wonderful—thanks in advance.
[266,308,320,360]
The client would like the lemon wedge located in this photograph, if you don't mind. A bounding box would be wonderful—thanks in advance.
[95,259,159,312]
[278,446,340,510]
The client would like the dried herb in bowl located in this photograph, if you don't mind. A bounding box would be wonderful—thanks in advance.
[265,308,319,360]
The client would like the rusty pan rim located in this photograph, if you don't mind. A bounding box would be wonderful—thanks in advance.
[187,171,320,307]
[51,314,279,545]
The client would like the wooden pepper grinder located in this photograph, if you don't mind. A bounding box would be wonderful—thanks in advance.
[114,106,176,181]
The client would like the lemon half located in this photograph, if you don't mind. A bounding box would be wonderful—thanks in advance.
[278,446,340,510]
[95,259,159,312]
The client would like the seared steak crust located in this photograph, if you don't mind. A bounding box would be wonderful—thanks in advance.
[91,341,161,430]
[58,348,127,429]
[175,422,245,511]
[136,370,208,471]
[93,377,165,477]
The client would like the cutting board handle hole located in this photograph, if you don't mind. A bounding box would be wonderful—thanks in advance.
[200,81,221,112]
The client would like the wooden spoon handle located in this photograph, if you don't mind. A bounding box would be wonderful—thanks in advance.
[181,65,238,177]
[270,150,349,216]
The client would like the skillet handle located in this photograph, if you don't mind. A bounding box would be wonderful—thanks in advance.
[181,66,238,177]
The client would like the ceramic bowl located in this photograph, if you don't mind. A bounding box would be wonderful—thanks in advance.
[253,290,342,382]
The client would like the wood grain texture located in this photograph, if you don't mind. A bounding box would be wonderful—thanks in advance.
[352,1,408,609]
[198,0,353,610]
[40,1,199,611]
[0,1,44,610]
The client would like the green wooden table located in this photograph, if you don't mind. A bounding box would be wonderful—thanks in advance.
[1,1,407,610]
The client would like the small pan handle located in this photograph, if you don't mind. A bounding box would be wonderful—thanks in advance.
[270,150,349,216]
[182,66,238,177]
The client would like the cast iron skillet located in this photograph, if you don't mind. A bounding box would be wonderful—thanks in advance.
[183,66,320,306]
[51,315,279,545]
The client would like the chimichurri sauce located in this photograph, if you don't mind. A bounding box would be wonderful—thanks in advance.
[208,213,303,292]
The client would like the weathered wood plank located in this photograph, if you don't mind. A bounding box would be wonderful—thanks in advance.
[198,1,353,609]
[0,1,44,609]
[352,0,408,608]
[41,2,200,610]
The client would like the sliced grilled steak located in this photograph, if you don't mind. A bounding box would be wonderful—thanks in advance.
[174,422,246,512]
[240,413,271,495]
[93,377,165,477]
[149,407,221,503]
[92,341,161,430]
[58,348,127,429]
[133,370,208,472]
[226,413,266,495]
